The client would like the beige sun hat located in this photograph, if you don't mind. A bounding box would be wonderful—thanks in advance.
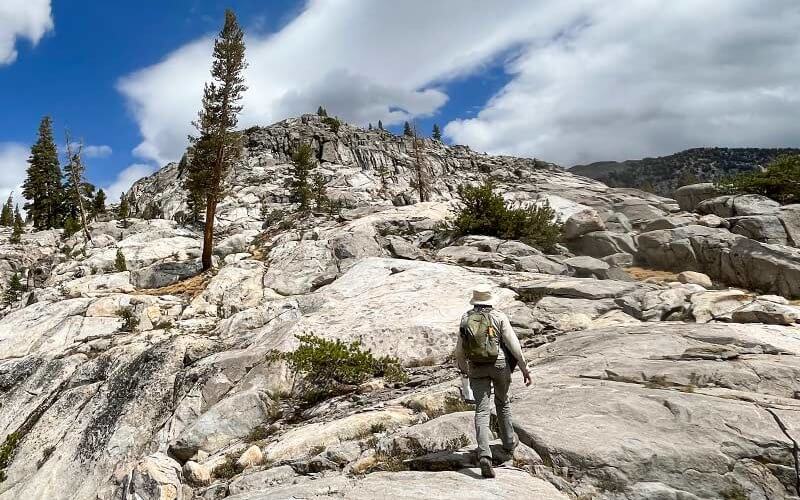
[469,284,495,306]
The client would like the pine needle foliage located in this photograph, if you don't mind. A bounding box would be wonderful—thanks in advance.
[717,154,800,204]
[23,116,64,229]
[451,181,563,252]
[184,9,248,271]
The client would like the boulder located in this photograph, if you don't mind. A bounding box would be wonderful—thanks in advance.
[563,208,605,240]
[263,407,415,463]
[182,461,211,486]
[779,204,800,247]
[236,445,265,470]
[729,215,789,245]
[601,252,634,268]
[690,289,752,323]
[513,323,800,499]
[677,271,713,288]
[641,215,697,232]
[613,199,668,225]
[731,300,800,325]
[378,412,476,456]
[169,390,274,462]
[603,213,633,233]
[565,230,637,258]
[636,225,800,298]
[131,259,203,289]
[698,213,728,228]
[675,183,718,211]
[697,194,781,217]
[122,453,183,500]
[515,254,568,275]
[228,465,299,495]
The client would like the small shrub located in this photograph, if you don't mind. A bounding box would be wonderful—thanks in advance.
[717,154,800,204]
[370,422,387,434]
[0,432,19,482]
[117,307,139,332]
[450,181,563,252]
[273,334,408,403]
[246,425,272,443]
[63,217,81,238]
[114,248,127,272]
[153,319,173,331]
[322,116,341,134]
[214,454,239,479]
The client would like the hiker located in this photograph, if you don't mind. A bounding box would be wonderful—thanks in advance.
[455,284,532,479]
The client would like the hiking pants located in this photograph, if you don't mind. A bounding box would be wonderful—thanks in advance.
[469,358,516,460]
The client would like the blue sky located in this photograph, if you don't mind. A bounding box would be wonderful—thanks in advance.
[1,1,799,205]
[0,0,512,200]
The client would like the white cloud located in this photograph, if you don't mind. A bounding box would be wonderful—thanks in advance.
[0,143,28,211]
[82,144,112,158]
[118,1,577,165]
[445,0,800,165]
[103,163,157,203]
[119,0,800,168]
[0,0,53,65]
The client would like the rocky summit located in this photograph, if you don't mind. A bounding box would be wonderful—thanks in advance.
[1,114,800,500]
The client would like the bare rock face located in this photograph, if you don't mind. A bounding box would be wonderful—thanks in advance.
[2,115,800,500]
[675,182,718,211]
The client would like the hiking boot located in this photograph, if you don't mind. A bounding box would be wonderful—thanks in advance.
[479,457,495,478]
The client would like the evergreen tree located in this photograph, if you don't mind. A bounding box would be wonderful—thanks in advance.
[92,189,107,218]
[286,143,315,211]
[368,123,373,131]
[115,248,127,272]
[63,216,80,238]
[3,273,24,307]
[118,192,130,227]
[0,195,12,227]
[378,120,384,131]
[62,139,94,242]
[410,123,430,202]
[312,172,328,210]
[10,207,23,244]
[432,124,442,141]
[403,121,413,136]
[184,9,248,271]
[23,116,64,229]
[317,106,328,117]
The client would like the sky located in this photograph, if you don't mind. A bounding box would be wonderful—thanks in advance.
[1,0,799,208]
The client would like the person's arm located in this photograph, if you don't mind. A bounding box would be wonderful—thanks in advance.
[455,334,468,375]
[455,313,469,375]
[499,312,532,386]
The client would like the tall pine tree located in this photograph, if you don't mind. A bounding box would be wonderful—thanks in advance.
[118,192,130,227]
[403,121,413,136]
[184,9,247,271]
[286,143,315,211]
[3,272,24,307]
[92,189,107,218]
[432,124,442,141]
[23,117,64,229]
[0,195,12,226]
[62,138,94,242]
[10,206,23,244]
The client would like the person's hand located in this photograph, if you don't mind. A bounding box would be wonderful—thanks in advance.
[522,370,532,386]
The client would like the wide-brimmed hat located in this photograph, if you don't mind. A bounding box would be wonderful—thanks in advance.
[470,284,495,306]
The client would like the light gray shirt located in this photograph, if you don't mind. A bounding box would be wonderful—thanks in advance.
[455,307,527,375]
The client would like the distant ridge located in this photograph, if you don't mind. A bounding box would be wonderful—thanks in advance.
[570,147,800,197]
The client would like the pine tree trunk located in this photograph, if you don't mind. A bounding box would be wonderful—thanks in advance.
[75,186,92,243]
[202,195,216,271]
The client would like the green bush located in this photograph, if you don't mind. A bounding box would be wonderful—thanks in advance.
[450,181,563,252]
[717,154,800,204]
[322,116,341,134]
[275,334,407,402]
[117,307,139,332]
[0,432,19,482]
[114,248,127,272]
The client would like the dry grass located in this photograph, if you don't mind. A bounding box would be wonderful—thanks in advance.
[136,272,212,298]
[625,266,680,283]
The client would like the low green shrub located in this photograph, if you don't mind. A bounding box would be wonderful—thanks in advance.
[717,154,800,204]
[450,181,562,252]
[0,432,19,482]
[322,116,341,134]
[117,307,139,332]
[274,334,408,403]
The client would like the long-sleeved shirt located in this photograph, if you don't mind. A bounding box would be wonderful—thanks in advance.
[455,307,527,375]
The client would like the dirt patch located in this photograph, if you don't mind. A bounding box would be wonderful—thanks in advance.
[135,272,212,298]
[625,266,680,284]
